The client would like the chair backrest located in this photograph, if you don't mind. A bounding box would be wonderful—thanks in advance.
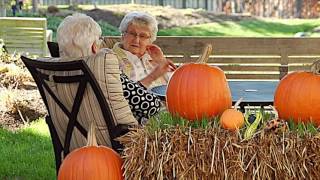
[21,56,129,173]
[47,41,60,57]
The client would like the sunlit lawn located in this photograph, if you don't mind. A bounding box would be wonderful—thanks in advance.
[159,18,320,37]
[46,17,320,40]
[0,119,55,179]
[14,7,320,39]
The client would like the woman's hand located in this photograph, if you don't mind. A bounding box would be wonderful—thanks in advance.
[153,59,176,75]
[140,60,176,88]
[146,44,165,64]
[147,44,177,71]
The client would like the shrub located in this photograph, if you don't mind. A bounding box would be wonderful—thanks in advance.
[47,6,59,14]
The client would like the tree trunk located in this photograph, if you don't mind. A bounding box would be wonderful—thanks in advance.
[0,0,6,17]
[182,0,186,8]
[159,0,164,6]
[32,0,38,13]
[205,0,208,10]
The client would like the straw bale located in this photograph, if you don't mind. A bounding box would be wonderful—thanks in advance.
[118,127,320,179]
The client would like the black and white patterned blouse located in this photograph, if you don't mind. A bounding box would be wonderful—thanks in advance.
[120,73,161,123]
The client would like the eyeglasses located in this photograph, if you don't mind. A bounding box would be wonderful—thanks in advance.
[125,31,151,41]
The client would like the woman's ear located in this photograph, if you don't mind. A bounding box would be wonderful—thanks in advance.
[91,42,98,54]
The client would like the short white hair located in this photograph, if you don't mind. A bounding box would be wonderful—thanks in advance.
[57,13,102,58]
[119,11,158,42]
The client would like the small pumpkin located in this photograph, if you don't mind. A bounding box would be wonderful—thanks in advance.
[220,98,244,130]
[166,44,232,121]
[58,124,124,180]
[274,60,320,126]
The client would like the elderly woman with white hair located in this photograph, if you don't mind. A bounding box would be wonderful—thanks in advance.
[57,13,168,123]
[113,11,176,88]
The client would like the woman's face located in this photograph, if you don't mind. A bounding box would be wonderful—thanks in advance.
[122,23,152,58]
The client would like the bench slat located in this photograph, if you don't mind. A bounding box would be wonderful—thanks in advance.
[0,17,46,28]
[288,65,311,72]
[168,57,282,64]
[156,37,320,55]
[5,39,45,43]
[219,65,279,72]
[6,44,43,48]
[288,57,320,64]
[1,30,45,35]
[226,74,279,79]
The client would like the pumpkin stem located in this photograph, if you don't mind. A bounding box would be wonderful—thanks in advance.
[269,105,279,119]
[234,97,243,110]
[311,60,320,75]
[87,123,98,147]
[197,44,213,64]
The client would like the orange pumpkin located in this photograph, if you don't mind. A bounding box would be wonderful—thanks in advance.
[274,60,320,126]
[166,44,232,121]
[220,98,244,130]
[58,124,124,180]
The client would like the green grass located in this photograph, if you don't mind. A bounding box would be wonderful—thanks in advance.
[98,20,121,36]
[146,111,218,133]
[46,17,320,41]
[146,110,262,133]
[0,119,55,180]
[147,110,318,136]
[9,10,320,40]
[159,18,320,37]
[287,119,319,135]
[47,17,120,41]
[47,16,63,41]
[7,13,120,41]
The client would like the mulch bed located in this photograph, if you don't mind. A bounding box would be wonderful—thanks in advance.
[0,53,47,130]
[85,6,254,29]
[0,87,47,130]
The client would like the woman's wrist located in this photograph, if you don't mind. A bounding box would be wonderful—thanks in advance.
[148,72,157,81]
[140,73,157,88]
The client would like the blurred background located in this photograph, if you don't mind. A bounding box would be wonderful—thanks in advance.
[1,0,320,40]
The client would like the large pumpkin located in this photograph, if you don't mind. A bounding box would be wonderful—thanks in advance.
[166,44,232,121]
[58,124,124,180]
[274,60,320,126]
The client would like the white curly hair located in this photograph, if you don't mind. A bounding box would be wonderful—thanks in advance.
[57,13,102,58]
[119,11,158,42]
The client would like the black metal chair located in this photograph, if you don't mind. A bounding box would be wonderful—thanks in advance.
[21,56,129,174]
[47,41,60,57]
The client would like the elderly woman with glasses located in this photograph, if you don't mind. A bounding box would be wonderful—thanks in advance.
[56,13,168,124]
[113,11,176,88]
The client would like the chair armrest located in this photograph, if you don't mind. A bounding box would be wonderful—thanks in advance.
[113,124,130,138]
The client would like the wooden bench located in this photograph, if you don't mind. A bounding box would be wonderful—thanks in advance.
[0,17,53,57]
[103,36,320,109]
[104,36,320,80]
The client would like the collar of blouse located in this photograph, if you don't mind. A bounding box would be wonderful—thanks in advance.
[113,42,152,63]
